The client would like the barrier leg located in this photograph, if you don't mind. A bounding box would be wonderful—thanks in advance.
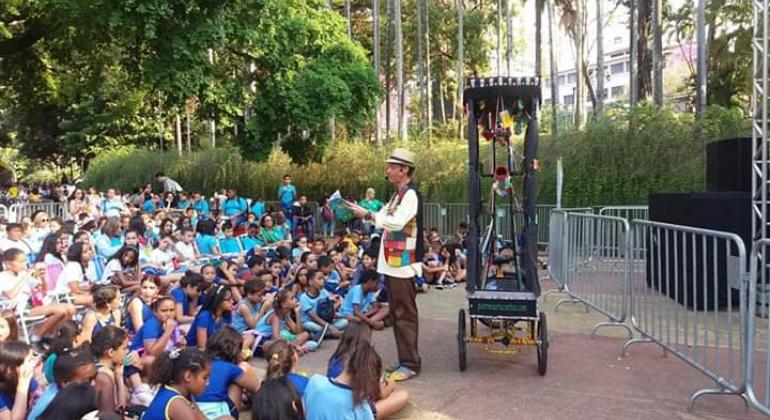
[553,296,589,313]
[621,336,655,357]
[590,321,633,339]
[687,388,749,411]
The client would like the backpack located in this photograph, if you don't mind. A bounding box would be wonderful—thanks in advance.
[316,297,336,323]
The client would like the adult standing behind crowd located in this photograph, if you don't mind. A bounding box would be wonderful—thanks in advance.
[359,188,384,235]
[155,172,183,195]
[349,148,423,382]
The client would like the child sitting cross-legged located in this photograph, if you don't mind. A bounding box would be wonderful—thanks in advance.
[253,289,316,354]
[338,270,389,330]
[232,279,273,351]
[299,270,347,339]
[170,272,205,327]
[143,348,212,420]
[196,327,261,419]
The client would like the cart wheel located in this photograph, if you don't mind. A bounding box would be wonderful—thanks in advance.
[537,311,548,376]
[458,309,467,371]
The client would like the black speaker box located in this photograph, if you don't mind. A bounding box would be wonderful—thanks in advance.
[647,192,748,309]
[706,137,751,192]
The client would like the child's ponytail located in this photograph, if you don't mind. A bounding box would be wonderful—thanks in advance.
[264,340,298,379]
[346,342,382,404]
[148,347,211,386]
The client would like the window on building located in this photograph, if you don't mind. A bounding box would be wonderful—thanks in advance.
[564,95,574,105]
[558,75,566,85]
[567,72,577,83]
[611,62,625,75]
[614,36,622,44]
[611,86,625,97]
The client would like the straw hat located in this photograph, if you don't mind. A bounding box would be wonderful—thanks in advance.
[385,148,416,168]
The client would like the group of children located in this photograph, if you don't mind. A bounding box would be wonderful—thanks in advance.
[0,199,412,419]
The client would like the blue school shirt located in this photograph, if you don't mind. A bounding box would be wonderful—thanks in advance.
[0,378,38,412]
[287,373,309,397]
[254,309,287,338]
[197,359,244,404]
[303,375,374,420]
[170,287,195,316]
[327,356,343,379]
[193,200,210,219]
[219,237,242,254]
[176,200,192,210]
[196,234,218,255]
[131,315,163,351]
[222,197,247,217]
[338,284,376,317]
[299,289,330,324]
[27,382,56,420]
[250,201,266,217]
[240,236,263,252]
[278,185,296,207]
[126,298,153,334]
[144,386,191,420]
[186,310,232,347]
[323,270,341,293]
[143,199,156,213]
[232,299,262,333]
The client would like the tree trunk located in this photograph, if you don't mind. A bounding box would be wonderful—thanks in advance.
[385,0,393,140]
[574,0,585,126]
[373,0,382,146]
[595,0,604,113]
[548,0,559,135]
[185,106,191,152]
[505,0,513,76]
[535,0,543,77]
[175,112,183,155]
[637,0,652,101]
[424,0,432,140]
[395,0,406,142]
[455,0,464,133]
[696,0,707,115]
[496,0,502,74]
[651,0,663,105]
[345,0,352,38]
[417,0,425,127]
[629,0,637,105]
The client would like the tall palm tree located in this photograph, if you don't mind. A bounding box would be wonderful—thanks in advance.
[652,0,663,105]
[596,0,604,113]
[385,0,393,139]
[548,0,559,135]
[345,0,352,38]
[373,0,382,146]
[417,0,425,127]
[455,0,464,129]
[535,0,544,77]
[505,0,513,75]
[395,0,406,142]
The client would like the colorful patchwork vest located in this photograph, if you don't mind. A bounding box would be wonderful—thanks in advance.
[383,182,424,268]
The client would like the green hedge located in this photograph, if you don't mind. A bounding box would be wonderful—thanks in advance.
[83,104,749,205]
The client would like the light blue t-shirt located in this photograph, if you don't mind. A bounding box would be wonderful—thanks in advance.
[196,234,218,255]
[27,382,57,420]
[338,284,376,317]
[278,185,296,207]
[303,375,374,420]
[101,198,123,217]
[222,197,248,217]
[299,289,330,324]
[193,200,210,219]
[250,201,266,217]
[219,237,242,254]
[240,236,263,252]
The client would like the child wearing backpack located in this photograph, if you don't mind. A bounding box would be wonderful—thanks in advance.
[299,270,347,339]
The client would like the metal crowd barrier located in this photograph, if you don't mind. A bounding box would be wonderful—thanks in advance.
[8,201,69,222]
[622,220,748,409]
[554,213,633,337]
[598,205,649,221]
[746,239,770,415]
[546,210,568,290]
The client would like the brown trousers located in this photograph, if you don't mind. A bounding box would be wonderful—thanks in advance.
[385,275,421,372]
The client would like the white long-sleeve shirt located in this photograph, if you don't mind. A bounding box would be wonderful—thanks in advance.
[373,189,423,279]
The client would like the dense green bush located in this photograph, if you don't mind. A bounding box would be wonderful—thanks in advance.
[538,104,750,206]
[82,139,470,202]
[83,104,749,205]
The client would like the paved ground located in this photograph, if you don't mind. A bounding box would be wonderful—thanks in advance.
[250,278,766,420]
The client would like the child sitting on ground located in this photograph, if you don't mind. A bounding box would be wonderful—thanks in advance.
[299,270,347,339]
[219,222,243,255]
[338,270,389,330]
[264,340,309,397]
